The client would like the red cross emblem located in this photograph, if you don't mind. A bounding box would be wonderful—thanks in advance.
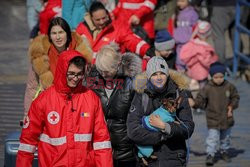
[23,116,30,129]
[50,114,57,121]
[47,111,60,125]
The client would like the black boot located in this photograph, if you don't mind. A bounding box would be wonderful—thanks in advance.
[221,151,231,162]
[206,154,214,166]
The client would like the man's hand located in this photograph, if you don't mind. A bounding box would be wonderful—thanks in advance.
[129,15,140,25]
[149,115,165,130]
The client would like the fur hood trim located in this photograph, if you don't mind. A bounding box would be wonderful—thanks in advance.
[134,69,190,93]
[72,32,93,63]
[120,52,142,77]
[28,32,93,89]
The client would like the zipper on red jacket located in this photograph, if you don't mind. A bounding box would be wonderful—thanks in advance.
[66,93,76,112]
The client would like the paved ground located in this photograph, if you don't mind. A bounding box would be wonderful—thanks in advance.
[0,0,29,84]
[0,0,29,166]
[0,0,250,167]
[188,78,250,167]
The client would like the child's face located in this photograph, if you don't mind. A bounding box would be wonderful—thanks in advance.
[156,50,172,58]
[177,0,189,10]
[212,73,225,85]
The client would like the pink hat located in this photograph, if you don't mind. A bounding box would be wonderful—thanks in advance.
[197,21,211,38]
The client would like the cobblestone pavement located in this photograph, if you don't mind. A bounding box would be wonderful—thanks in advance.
[0,0,250,167]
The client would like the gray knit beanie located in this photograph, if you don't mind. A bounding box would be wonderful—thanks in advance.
[146,56,169,79]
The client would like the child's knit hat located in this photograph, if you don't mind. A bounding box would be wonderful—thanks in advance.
[146,56,169,79]
[197,20,211,38]
[209,62,226,76]
[154,30,175,51]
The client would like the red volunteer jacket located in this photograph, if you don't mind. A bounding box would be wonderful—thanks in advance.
[76,19,150,64]
[112,0,157,39]
[39,0,62,34]
[16,50,113,167]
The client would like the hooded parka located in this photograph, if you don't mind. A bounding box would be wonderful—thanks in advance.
[17,50,113,167]
[24,32,92,114]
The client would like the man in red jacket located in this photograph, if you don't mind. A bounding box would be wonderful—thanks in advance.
[112,0,157,41]
[76,1,155,66]
[16,50,113,167]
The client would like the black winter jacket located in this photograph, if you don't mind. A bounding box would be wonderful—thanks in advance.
[87,52,142,162]
[127,71,194,167]
[94,76,136,161]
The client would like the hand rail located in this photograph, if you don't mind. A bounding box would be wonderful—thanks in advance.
[233,0,250,76]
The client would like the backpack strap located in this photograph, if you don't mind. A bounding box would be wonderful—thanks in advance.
[142,93,149,114]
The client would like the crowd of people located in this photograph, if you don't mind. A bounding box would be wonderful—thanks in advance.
[18,0,242,166]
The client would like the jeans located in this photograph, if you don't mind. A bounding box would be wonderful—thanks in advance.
[206,128,232,156]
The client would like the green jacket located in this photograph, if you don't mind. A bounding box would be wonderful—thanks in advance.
[154,0,176,30]
[194,80,240,129]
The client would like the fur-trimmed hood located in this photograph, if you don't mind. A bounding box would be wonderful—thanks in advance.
[133,69,190,93]
[28,32,92,89]
[119,52,142,77]
[87,52,142,85]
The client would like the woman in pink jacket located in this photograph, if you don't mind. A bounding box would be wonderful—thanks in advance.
[180,21,218,88]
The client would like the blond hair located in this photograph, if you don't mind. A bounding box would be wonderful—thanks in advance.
[96,43,122,72]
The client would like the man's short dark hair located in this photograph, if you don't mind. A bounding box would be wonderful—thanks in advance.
[69,56,86,71]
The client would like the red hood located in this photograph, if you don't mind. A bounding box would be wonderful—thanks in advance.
[53,50,86,94]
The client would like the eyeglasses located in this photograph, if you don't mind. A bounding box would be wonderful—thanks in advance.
[67,72,84,79]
